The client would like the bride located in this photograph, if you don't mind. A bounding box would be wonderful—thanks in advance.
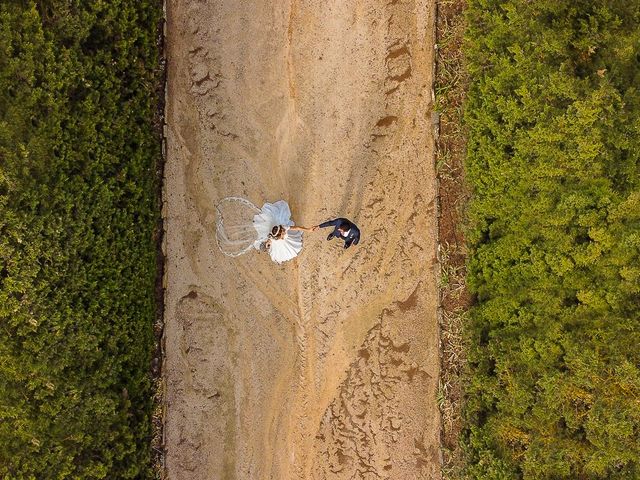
[253,200,316,264]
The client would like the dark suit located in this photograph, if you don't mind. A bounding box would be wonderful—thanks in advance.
[319,218,361,249]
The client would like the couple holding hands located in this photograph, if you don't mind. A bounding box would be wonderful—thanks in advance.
[253,200,360,264]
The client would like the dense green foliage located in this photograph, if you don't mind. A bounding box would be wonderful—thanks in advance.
[0,1,161,478]
[463,1,640,478]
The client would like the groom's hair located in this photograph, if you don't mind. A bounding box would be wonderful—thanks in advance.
[338,221,350,232]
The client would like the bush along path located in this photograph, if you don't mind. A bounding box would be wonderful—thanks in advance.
[463,2,640,478]
[0,1,162,478]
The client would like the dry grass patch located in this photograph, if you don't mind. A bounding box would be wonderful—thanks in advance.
[435,0,469,478]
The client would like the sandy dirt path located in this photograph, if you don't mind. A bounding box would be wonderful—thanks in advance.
[163,1,440,478]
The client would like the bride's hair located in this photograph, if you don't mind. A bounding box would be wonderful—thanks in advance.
[269,225,284,239]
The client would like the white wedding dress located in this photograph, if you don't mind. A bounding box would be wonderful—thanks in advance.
[253,200,303,264]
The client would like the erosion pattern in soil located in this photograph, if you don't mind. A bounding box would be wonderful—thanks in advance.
[164,1,440,479]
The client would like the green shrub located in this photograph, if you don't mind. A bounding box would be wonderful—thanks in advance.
[0,1,161,478]
[463,1,640,478]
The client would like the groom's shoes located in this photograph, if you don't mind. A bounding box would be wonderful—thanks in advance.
[327,233,334,241]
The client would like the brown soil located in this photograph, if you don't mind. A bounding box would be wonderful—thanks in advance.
[162,1,440,479]
[434,0,470,477]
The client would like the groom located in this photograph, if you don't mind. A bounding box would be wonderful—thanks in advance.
[316,218,361,249]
